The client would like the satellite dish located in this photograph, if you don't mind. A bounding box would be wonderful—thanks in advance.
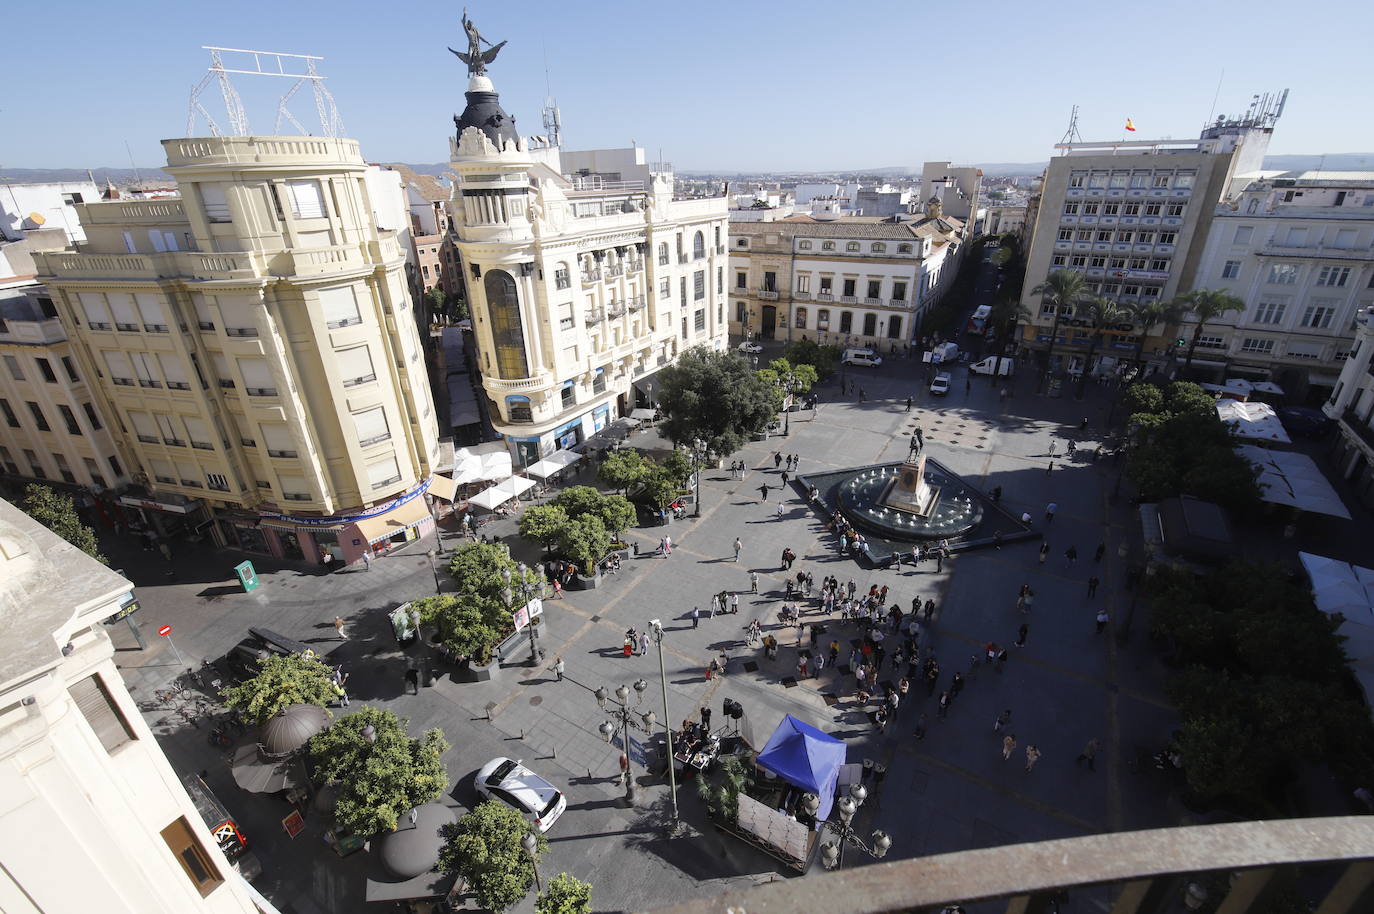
[28,212,46,226]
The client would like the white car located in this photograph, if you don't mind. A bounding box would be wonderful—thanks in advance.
[475,757,567,832]
[738,341,764,354]
[930,372,952,396]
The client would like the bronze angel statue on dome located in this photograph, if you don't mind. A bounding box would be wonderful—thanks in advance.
[449,9,507,76]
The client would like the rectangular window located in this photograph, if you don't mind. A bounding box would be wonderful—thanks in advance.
[1103,203,1120,216]
[819,277,833,293]
[1153,175,1170,188]
[660,278,670,300]
[3,354,23,380]
[286,179,326,218]
[58,404,82,435]
[70,673,136,753]
[1254,302,1286,325]
[1150,259,1169,271]
[1195,335,1226,350]
[1090,256,1106,268]
[78,292,113,329]
[795,307,807,329]
[1058,229,1073,241]
[736,271,747,289]
[160,817,223,896]
[862,313,877,336]
[199,183,231,222]
[82,402,102,430]
[554,264,570,289]
[1137,232,1154,244]
[61,356,79,382]
[1302,305,1335,329]
[83,457,105,488]
[1157,232,1177,245]
[260,423,297,458]
[337,346,376,387]
[319,286,362,328]
[1051,255,1066,266]
[55,452,76,481]
[892,281,907,301]
[35,357,57,383]
[1109,174,1129,189]
[1123,203,1140,216]
[842,279,856,297]
[796,274,811,294]
[1267,264,1299,285]
[694,270,705,300]
[184,416,213,449]
[1317,265,1351,287]
[846,242,860,252]
[1088,174,1107,189]
[238,359,277,396]
[887,315,902,339]
[26,402,50,432]
[1240,338,1275,354]
[561,383,575,408]
[1234,226,1253,245]
[159,354,190,390]
[135,293,166,332]
[1069,174,1085,188]
[0,398,19,428]
[1062,203,1079,215]
[1070,256,1086,267]
[867,280,881,299]
[128,411,158,443]
[1144,203,1161,217]
[1165,204,1184,217]
[24,449,45,478]
[694,309,706,331]
[1082,203,1099,215]
[1222,261,1241,279]
[839,311,852,333]
[367,455,402,490]
[353,406,391,447]
[591,371,606,394]
[1075,230,1091,242]
[1096,231,1112,242]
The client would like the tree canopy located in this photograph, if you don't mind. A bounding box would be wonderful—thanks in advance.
[597,449,652,493]
[432,543,546,663]
[22,484,104,563]
[657,346,776,455]
[306,707,448,836]
[221,653,338,726]
[536,873,593,914]
[781,338,840,381]
[439,800,547,913]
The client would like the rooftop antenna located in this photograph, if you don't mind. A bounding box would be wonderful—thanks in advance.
[540,40,562,148]
[1205,68,1225,126]
[186,47,344,139]
[124,141,143,187]
[1059,105,1083,145]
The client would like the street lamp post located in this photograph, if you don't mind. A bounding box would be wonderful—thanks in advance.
[520,830,541,894]
[691,439,705,518]
[648,620,679,822]
[426,549,442,593]
[594,679,652,805]
[802,782,892,870]
[502,564,545,666]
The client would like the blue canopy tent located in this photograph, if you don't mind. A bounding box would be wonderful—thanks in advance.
[754,714,847,824]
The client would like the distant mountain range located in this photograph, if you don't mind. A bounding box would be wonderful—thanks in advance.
[4,153,1371,187]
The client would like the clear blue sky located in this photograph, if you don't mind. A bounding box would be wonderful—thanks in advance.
[2,0,1369,173]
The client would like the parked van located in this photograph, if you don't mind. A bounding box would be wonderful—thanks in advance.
[928,342,960,365]
[970,356,1014,377]
[842,348,883,367]
[967,305,993,336]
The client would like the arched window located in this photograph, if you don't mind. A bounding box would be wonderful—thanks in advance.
[693,231,705,259]
[484,270,529,379]
[554,262,570,289]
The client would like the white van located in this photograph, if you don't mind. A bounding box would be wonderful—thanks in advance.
[970,356,1014,377]
[842,348,883,367]
[928,342,960,365]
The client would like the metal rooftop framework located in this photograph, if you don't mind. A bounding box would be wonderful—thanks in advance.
[186,47,345,139]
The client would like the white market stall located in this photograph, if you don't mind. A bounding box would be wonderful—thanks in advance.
[526,449,582,480]
[1218,400,1291,444]
[1236,445,1351,519]
[1299,552,1374,701]
[467,476,537,511]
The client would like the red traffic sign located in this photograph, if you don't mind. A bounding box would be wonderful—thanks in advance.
[157,625,173,637]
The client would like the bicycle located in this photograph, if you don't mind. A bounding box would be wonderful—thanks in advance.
[154,686,191,704]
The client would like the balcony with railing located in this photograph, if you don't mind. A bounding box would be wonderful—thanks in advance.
[841,295,858,304]
[163,136,363,169]
[1341,408,1374,454]
[582,268,602,284]
[606,263,625,278]
[757,289,779,301]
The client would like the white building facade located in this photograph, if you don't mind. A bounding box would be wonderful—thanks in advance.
[0,498,264,914]
[0,180,102,244]
[1324,308,1374,506]
[1188,172,1374,398]
[448,73,728,466]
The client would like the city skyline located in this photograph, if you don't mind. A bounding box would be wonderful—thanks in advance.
[2,0,1370,174]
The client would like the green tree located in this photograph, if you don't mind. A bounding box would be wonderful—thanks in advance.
[518,504,569,554]
[781,338,839,381]
[424,287,446,323]
[639,467,682,512]
[413,594,505,664]
[597,449,651,494]
[754,368,786,413]
[1122,300,1185,376]
[1028,270,1089,389]
[222,653,338,726]
[306,708,448,836]
[1176,288,1244,376]
[21,484,104,563]
[1075,296,1124,398]
[659,450,696,487]
[557,514,611,577]
[447,541,542,606]
[595,495,636,541]
[657,346,775,456]
[548,486,604,521]
[536,874,592,914]
[439,801,547,913]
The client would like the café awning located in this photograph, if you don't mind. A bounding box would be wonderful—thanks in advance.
[353,497,431,545]
[427,474,459,502]
[468,476,537,511]
[526,449,582,479]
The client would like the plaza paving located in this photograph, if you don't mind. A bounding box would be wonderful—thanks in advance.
[104,345,1212,914]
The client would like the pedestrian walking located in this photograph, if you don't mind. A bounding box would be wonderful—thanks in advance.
[750,571,758,593]
[362,550,374,572]
[1064,545,1078,566]
[639,630,650,656]
[1046,460,1054,476]
[924,598,935,622]
[913,712,928,740]
[1095,608,1109,633]
[994,709,1012,732]
[553,657,565,681]
[692,607,700,628]
[334,616,348,640]
[1002,734,1017,761]
[404,666,420,695]
[815,652,826,675]
[733,537,743,562]
[759,484,769,501]
[905,396,912,411]
[1039,542,1050,565]
[664,535,673,556]
[937,690,952,717]
[1076,737,1101,771]
[950,671,965,697]
[1025,745,1041,772]
[936,549,945,573]
[1094,542,1105,562]
[1087,575,1100,598]
[774,452,783,469]
[781,470,790,487]
[1015,623,1029,647]
[776,501,784,520]
[798,655,809,678]
[1045,502,1057,524]
[321,546,335,572]
[1048,440,1057,457]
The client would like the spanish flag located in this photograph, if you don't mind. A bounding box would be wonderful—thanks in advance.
[1125,118,1137,132]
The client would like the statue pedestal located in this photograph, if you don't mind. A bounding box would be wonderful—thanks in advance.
[879,455,940,517]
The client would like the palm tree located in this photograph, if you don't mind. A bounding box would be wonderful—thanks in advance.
[988,297,1031,378]
[1029,270,1089,392]
[1177,288,1245,376]
[1076,296,1125,398]
[1123,300,1186,380]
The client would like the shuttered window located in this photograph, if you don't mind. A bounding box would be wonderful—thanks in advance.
[278,473,310,500]
[159,817,223,896]
[103,351,132,383]
[337,346,375,387]
[150,458,175,483]
[199,183,231,223]
[353,406,390,447]
[318,286,361,328]
[78,292,113,328]
[209,352,234,388]
[128,410,157,441]
[260,423,297,458]
[159,354,189,388]
[217,295,259,337]
[367,455,401,489]
[191,293,215,330]
[184,416,212,449]
[135,293,166,331]
[70,673,135,753]
[107,293,139,330]
[237,359,276,396]
[286,180,326,218]
[176,460,201,486]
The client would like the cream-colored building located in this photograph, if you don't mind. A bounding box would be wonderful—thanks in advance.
[0,497,265,914]
[0,286,129,496]
[1019,115,1275,374]
[448,72,728,465]
[1324,307,1374,506]
[727,203,967,349]
[35,137,441,566]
